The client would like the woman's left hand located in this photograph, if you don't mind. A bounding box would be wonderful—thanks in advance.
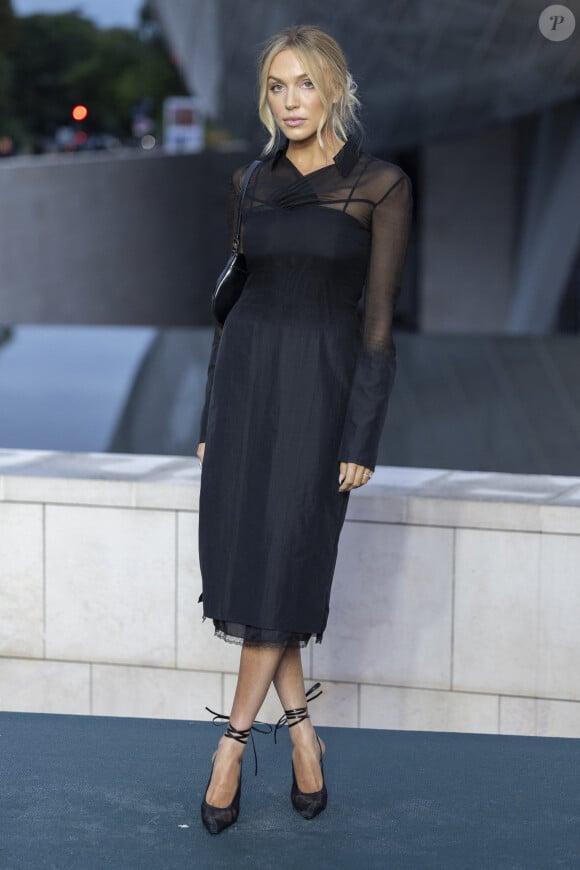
[338,461,373,491]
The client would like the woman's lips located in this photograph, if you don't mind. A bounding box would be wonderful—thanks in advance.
[284,118,306,127]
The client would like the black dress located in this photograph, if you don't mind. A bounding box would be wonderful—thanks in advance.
[197,135,413,648]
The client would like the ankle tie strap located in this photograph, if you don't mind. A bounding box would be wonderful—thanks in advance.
[205,707,272,776]
[274,682,323,744]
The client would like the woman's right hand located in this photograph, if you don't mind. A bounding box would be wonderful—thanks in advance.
[197,442,205,464]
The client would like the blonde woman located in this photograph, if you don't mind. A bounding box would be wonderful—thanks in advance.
[196,24,413,833]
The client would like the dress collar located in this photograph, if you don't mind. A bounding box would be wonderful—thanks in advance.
[271,133,360,177]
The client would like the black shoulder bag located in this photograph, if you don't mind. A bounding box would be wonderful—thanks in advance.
[211,159,262,326]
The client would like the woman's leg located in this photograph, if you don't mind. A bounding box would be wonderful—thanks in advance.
[205,642,286,807]
[272,647,325,792]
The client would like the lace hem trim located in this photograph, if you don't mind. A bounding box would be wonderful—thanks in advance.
[198,611,323,647]
[213,626,322,648]
[197,594,324,647]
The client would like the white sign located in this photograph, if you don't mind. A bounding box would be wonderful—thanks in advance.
[163,97,205,154]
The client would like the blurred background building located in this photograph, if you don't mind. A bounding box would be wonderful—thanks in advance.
[0,0,579,472]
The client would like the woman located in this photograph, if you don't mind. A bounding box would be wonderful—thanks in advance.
[196,24,413,833]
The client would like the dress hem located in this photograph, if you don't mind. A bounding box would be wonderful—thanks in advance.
[199,605,324,648]
[213,625,322,648]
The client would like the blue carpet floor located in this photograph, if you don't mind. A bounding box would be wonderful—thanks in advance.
[1,711,580,869]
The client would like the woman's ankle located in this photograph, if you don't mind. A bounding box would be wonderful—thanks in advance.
[216,732,247,758]
[288,716,317,745]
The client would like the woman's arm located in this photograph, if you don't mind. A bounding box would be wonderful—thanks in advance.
[197,166,247,453]
[197,320,223,446]
[337,167,413,474]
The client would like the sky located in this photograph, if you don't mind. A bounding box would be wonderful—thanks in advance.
[12,0,143,29]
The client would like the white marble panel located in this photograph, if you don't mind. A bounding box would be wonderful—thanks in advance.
[345,490,408,524]
[312,523,454,688]
[370,466,451,489]
[552,484,580,504]
[176,511,241,672]
[421,471,580,501]
[2,475,198,511]
[2,475,134,507]
[0,657,90,714]
[304,679,358,728]
[88,453,184,476]
[498,696,538,736]
[407,496,541,532]
[133,481,198,511]
[541,505,580,534]
[453,529,541,695]
[92,663,221,720]
[537,534,580,700]
[45,505,176,666]
[0,503,44,657]
[500,695,580,738]
[360,684,499,734]
[0,450,200,510]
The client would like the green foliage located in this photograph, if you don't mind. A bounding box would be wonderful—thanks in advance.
[11,13,98,137]
[0,0,16,53]
[0,0,14,123]
[0,0,187,147]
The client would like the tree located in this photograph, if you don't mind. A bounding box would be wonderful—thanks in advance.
[0,0,15,53]
[0,0,16,139]
[12,13,99,137]
[2,3,187,149]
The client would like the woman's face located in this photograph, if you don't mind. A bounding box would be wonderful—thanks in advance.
[266,48,328,146]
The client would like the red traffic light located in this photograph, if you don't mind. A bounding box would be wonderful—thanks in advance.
[72,104,88,122]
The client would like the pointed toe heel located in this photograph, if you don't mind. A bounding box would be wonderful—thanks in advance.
[290,732,327,819]
[274,682,327,820]
[201,758,243,834]
[200,706,272,834]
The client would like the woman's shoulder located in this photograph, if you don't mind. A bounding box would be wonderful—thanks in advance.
[361,151,411,181]
[231,162,250,191]
[231,156,266,192]
[359,151,412,192]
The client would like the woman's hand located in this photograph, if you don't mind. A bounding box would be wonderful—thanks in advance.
[338,460,373,491]
[197,442,205,466]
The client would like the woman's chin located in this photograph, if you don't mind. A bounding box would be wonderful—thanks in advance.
[283,127,317,144]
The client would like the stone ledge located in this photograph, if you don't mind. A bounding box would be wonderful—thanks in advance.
[0,448,579,532]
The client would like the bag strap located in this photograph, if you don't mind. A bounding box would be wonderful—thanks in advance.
[231,159,262,254]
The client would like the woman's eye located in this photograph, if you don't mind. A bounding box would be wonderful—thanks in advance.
[270,84,283,93]
[302,80,314,88]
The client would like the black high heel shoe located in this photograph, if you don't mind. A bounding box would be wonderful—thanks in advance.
[201,707,272,835]
[274,682,327,820]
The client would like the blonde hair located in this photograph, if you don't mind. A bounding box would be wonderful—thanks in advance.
[257,25,362,155]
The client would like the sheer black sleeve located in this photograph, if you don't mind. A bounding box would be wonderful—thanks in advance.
[337,169,413,471]
[198,166,246,443]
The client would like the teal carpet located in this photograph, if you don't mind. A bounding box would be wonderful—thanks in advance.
[1,711,580,869]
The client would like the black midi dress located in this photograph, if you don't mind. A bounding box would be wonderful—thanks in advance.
[197,135,413,648]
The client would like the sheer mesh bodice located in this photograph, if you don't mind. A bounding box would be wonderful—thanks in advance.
[197,135,413,648]
[199,136,413,471]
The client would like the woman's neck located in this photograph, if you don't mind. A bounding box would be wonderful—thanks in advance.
[286,131,345,172]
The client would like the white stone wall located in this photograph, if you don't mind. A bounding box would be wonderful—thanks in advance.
[1,449,580,738]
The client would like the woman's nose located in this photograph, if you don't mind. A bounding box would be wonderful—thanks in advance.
[285,88,298,110]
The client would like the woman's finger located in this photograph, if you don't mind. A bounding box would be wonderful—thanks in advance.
[338,462,373,491]
[361,467,373,486]
[338,462,359,491]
